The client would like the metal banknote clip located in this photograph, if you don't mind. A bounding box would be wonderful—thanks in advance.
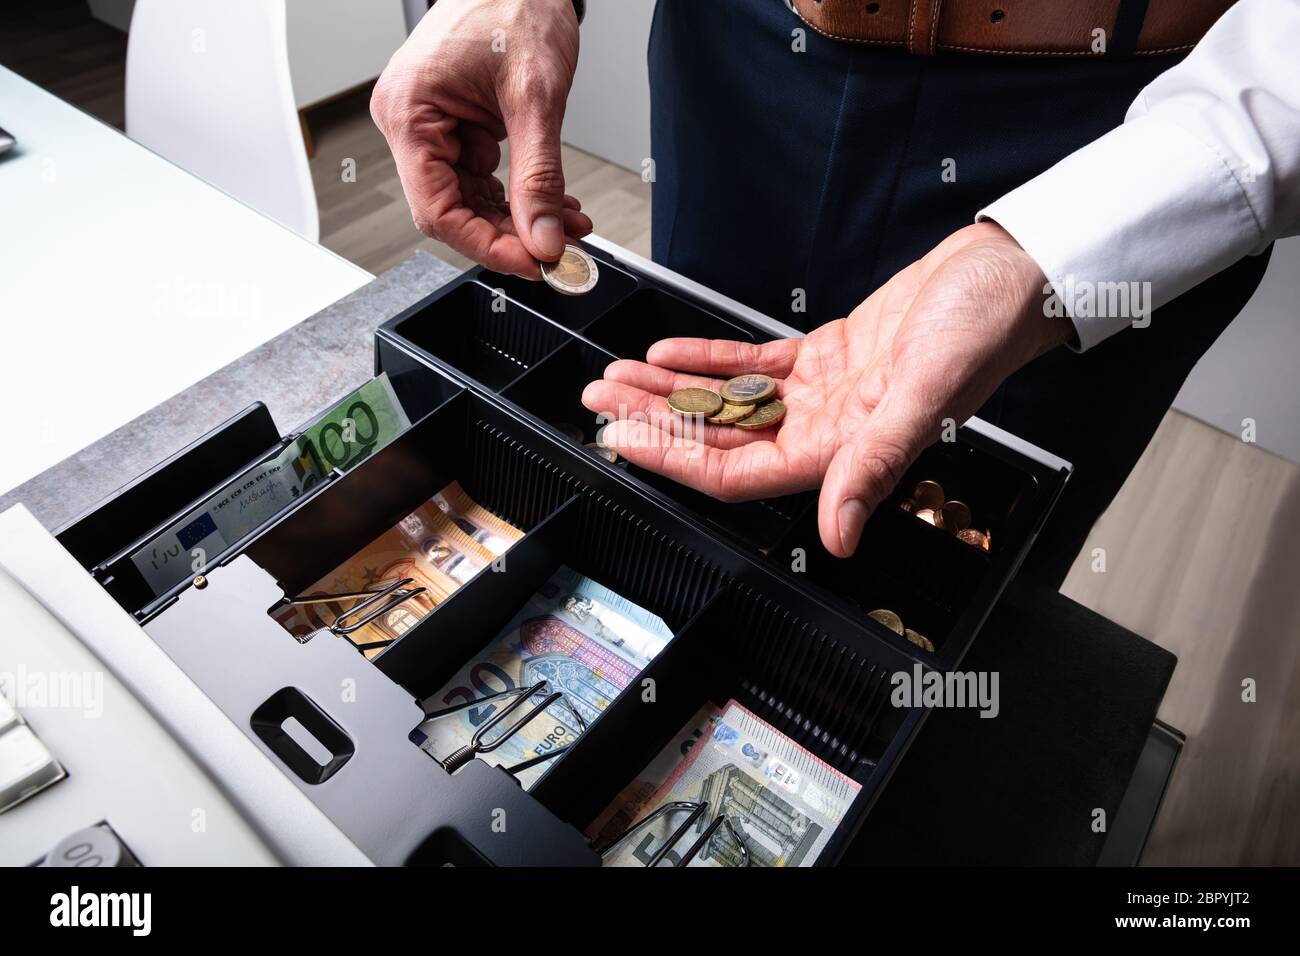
[283,577,427,648]
[595,800,750,868]
[422,680,583,775]
[419,682,590,776]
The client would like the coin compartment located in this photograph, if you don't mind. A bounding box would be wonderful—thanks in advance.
[478,249,639,330]
[499,338,622,452]
[888,437,1042,547]
[769,504,990,658]
[528,580,926,863]
[387,279,575,391]
[581,287,765,361]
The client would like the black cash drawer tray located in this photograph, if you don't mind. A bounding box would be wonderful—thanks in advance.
[54,241,1068,867]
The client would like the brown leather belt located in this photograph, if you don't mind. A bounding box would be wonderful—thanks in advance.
[789,0,1237,57]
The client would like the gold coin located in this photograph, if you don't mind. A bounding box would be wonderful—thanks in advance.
[706,402,753,424]
[939,500,972,532]
[667,388,724,416]
[914,507,938,526]
[905,628,935,653]
[584,441,619,464]
[540,244,599,295]
[719,374,776,406]
[868,608,904,636]
[912,480,945,511]
[735,399,786,430]
[957,528,990,552]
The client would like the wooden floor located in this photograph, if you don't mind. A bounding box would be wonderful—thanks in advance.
[1062,415,1300,865]
[5,1,1296,866]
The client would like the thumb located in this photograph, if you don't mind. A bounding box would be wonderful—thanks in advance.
[503,105,568,262]
[817,391,935,558]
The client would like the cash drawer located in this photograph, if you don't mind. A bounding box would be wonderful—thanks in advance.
[48,239,1068,866]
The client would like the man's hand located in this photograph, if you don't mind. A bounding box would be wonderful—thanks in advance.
[582,223,1073,557]
[371,0,592,278]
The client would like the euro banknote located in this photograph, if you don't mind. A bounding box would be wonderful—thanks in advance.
[599,700,862,867]
[269,482,522,658]
[130,374,409,598]
[412,566,673,789]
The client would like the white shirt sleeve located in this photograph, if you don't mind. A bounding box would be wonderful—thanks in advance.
[977,0,1300,351]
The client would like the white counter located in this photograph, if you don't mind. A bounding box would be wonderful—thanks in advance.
[0,65,371,494]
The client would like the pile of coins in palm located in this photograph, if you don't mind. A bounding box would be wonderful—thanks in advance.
[868,608,934,653]
[898,480,990,552]
[667,374,786,430]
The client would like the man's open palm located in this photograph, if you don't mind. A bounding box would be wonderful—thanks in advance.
[583,224,1070,557]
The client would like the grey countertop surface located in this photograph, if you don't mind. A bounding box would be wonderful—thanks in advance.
[1,251,462,532]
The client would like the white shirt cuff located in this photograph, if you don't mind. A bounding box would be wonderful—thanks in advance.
[978,113,1263,351]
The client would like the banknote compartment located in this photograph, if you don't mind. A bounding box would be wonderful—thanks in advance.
[377,492,727,705]
[56,402,283,613]
[478,246,638,330]
[389,279,575,391]
[499,338,621,452]
[244,391,584,614]
[60,365,463,621]
[581,287,766,361]
[528,581,924,862]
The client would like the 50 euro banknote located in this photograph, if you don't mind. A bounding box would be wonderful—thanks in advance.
[596,700,862,867]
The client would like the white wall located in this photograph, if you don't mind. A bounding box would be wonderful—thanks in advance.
[1174,237,1300,464]
[561,0,654,172]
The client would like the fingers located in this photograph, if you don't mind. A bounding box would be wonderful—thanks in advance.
[502,99,569,262]
[816,390,931,558]
[383,111,542,277]
[582,379,765,451]
[645,337,800,379]
[601,359,724,395]
[600,420,797,502]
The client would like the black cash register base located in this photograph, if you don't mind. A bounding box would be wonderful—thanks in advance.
[54,239,1180,866]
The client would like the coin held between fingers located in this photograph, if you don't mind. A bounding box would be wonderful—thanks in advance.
[541,244,600,296]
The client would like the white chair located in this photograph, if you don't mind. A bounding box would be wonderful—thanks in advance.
[126,0,320,241]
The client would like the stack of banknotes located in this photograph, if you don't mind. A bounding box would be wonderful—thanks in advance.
[412,566,674,789]
[589,701,862,867]
[271,481,523,657]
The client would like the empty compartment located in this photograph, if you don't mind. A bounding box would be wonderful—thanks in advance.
[389,280,573,390]
[583,287,764,361]
[478,251,638,331]
[244,392,591,656]
[529,580,922,865]
[628,467,813,555]
[501,338,619,455]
